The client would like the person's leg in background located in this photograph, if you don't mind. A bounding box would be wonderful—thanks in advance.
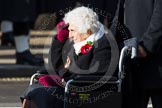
[134,88,162,108]
[150,89,162,108]
[1,20,15,46]
[13,22,44,66]
[136,89,150,108]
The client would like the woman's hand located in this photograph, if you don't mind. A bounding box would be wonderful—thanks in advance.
[56,21,69,42]
[64,56,71,68]
[138,45,147,57]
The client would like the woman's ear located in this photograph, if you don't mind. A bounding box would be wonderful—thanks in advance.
[87,29,92,35]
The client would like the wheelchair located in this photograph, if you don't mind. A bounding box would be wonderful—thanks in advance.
[28,45,133,108]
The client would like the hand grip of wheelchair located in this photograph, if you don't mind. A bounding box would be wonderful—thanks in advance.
[130,37,137,59]
[124,37,138,59]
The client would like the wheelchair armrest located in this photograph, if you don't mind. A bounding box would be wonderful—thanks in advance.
[37,69,49,75]
[65,75,120,93]
[30,69,50,85]
[73,75,118,82]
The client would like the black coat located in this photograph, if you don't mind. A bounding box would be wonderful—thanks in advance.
[49,34,112,80]
[125,0,162,89]
[0,0,37,22]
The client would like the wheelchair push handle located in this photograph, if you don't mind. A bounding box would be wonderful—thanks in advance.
[119,38,138,79]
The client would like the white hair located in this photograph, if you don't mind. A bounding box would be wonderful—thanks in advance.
[63,6,101,33]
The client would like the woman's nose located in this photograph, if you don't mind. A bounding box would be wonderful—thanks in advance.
[68,33,73,38]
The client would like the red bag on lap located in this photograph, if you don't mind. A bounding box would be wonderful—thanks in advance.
[38,75,63,87]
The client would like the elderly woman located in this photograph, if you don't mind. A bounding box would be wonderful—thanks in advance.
[22,6,111,108]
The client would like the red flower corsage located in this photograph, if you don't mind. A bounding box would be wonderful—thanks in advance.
[81,41,93,54]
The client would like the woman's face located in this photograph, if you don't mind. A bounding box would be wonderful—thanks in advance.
[68,24,89,43]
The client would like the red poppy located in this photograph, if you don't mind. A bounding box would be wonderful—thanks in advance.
[81,44,93,54]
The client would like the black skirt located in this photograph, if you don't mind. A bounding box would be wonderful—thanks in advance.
[20,83,64,108]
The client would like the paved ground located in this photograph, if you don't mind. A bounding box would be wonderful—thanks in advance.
[0,80,29,107]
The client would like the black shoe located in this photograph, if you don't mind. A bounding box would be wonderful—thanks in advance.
[1,32,15,47]
[16,50,44,66]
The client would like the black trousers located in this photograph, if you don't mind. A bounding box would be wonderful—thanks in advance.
[21,84,64,108]
[122,59,162,108]
[135,88,162,108]
[13,22,29,36]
